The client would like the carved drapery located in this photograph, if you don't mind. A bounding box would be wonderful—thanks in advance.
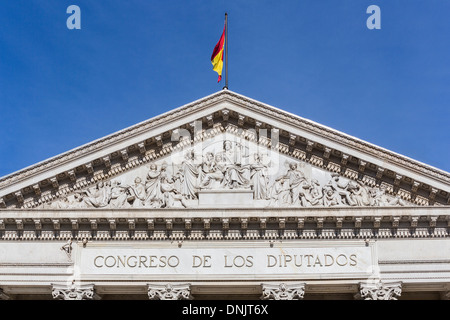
[52,283,100,300]
[261,283,305,300]
[147,283,192,300]
[356,281,402,300]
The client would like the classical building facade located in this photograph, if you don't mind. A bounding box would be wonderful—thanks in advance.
[0,90,449,300]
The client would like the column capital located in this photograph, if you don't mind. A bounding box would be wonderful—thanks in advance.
[356,281,402,300]
[147,283,192,300]
[52,283,100,300]
[261,283,305,300]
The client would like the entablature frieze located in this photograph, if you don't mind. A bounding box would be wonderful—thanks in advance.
[0,207,448,241]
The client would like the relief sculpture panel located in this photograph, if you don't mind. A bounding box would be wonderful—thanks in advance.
[41,133,409,209]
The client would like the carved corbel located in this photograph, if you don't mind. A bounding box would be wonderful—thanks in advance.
[411,181,420,193]
[147,283,192,300]
[128,219,135,230]
[394,174,402,186]
[52,219,60,230]
[429,188,438,200]
[85,163,94,174]
[237,114,245,126]
[392,216,400,228]
[0,219,5,230]
[221,109,229,121]
[102,156,111,168]
[0,197,5,208]
[341,154,349,166]
[429,216,438,228]
[278,218,286,229]
[205,114,214,127]
[109,219,116,230]
[289,134,296,146]
[147,219,154,230]
[240,218,248,229]
[71,219,78,230]
[15,191,24,203]
[373,217,382,228]
[335,217,343,229]
[297,218,305,229]
[306,140,314,152]
[165,218,173,230]
[354,217,362,229]
[323,147,332,159]
[155,135,163,147]
[261,283,306,300]
[356,281,402,300]
[16,219,23,230]
[184,219,192,230]
[90,219,98,230]
[410,216,419,228]
[376,167,384,179]
[120,149,128,161]
[33,184,41,196]
[50,178,59,189]
[222,218,229,230]
[52,283,100,300]
[137,142,146,154]
[316,217,323,229]
[34,219,42,230]
[358,160,367,172]
[203,218,210,230]
[260,218,267,229]
[67,170,76,182]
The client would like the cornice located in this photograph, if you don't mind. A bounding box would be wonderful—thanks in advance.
[0,206,448,241]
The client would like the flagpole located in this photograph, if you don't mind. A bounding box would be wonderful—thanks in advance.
[224,12,228,90]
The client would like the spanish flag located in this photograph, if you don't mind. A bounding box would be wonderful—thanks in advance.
[211,24,225,82]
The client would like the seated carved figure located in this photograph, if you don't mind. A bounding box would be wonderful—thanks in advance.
[200,153,224,189]
[219,140,250,189]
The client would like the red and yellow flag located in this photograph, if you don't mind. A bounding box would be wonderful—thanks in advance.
[211,24,225,82]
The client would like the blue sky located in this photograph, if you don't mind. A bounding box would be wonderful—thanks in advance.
[0,0,449,178]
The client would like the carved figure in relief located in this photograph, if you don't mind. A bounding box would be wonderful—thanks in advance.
[268,176,290,206]
[219,140,250,189]
[322,185,342,206]
[371,185,406,206]
[250,153,269,200]
[280,162,309,206]
[109,180,130,208]
[328,174,356,206]
[81,181,111,208]
[180,150,199,199]
[303,179,323,206]
[200,152,224,189]
[128,177,146,208]
[144,164,163,207]
[160,166,187,208]
[347,180,372,206]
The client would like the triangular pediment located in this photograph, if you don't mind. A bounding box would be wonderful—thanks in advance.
[1,90,449,209]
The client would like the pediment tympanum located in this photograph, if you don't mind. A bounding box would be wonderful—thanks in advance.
[39,131,411,210]
[1,90,449,209]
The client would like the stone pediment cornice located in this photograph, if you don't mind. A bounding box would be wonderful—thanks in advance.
[0,89,449,208]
